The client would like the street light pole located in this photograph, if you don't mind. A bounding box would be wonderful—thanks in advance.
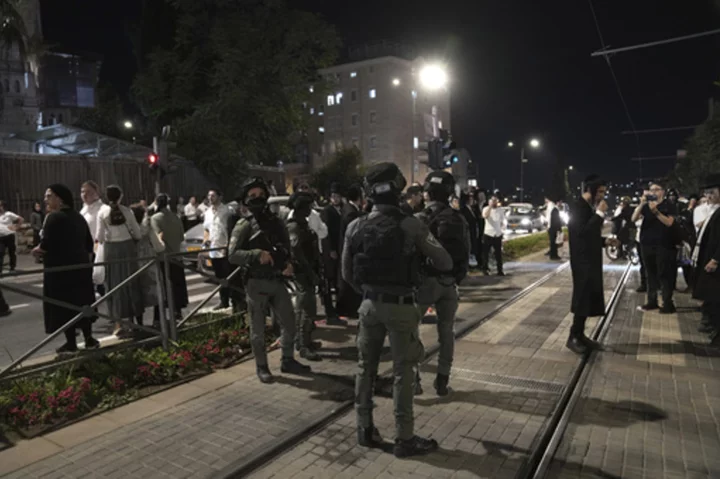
[520,147,525,202]
[411,90,417,185]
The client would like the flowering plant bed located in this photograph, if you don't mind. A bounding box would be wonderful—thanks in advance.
[0,315,274,442]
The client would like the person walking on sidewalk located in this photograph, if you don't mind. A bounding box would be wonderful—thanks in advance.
[343,162,452,458]
[228,177,311,384]
[545,196,563,260]
[204,189,232,310]
[567,175,618,355]
[692,174,720,347]
[0,200,23,274]
[415,170,470,397]
[482,193,506,275]
[631,182,678,314]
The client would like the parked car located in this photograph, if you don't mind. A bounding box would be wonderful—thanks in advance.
[181,196,291,275]
[505,203,545,232]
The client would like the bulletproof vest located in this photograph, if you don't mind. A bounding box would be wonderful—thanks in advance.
[243,216,290,278]
[422,203,469,283]
[351,209,421,288]
[287,217,318,264]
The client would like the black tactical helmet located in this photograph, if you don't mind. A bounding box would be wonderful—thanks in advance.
[237,176,269,203]
[364,162,407,198]
[423,170,455,197]
[288,191,314,210]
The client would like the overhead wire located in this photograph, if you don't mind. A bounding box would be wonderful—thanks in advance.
[587,0,642,154]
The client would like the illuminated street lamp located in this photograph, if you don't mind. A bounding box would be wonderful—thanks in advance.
[392,78,401,86]
[419,64,448,91]
[123,120,133,130]
[507,138,541,201]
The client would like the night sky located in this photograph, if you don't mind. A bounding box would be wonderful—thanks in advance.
[40,0,720,192]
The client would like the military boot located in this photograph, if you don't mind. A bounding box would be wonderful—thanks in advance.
[256,365,274,384]
[434,373,449,396]
[357,425,383,448]
[394,436,439,458]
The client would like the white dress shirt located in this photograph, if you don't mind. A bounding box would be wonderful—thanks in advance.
[80,199,104,242]
[694,203,713,231]
[184,203,199,221]
[96,204,142,243]
[483,206,506,237]
[207,203,230,259]
[0,211,20,237]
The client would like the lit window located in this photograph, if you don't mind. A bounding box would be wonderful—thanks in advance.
[335,92,343,104]
[438,121,443,129]
[370,136,377,149]
[352,114,358,127]
[318,126,325,133]
[318,105,324,116]
[309,107,315,115]
[309,85,314,93]
[350,71,357,78]
[413,137,419,149]
[351,90,357,102]
[370,112,376,124]
[327,95,335,106]
[369,89,376,99]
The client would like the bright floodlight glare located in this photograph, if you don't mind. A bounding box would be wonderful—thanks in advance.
[568,165,574,171]
[507,141,514,147]
[419,65,447,90]
[530,138,540,148]
[392,78,401,86]
[123,121,133,129]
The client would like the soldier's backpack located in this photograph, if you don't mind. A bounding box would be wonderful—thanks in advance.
[424,204,469,283]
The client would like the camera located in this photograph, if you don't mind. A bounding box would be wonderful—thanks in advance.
[646,194,658,202]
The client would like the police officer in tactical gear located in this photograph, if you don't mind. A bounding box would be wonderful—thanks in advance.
[228,177,311,383]
[287,191,322,361]
[342,162,453,458]
[416,171,470,396]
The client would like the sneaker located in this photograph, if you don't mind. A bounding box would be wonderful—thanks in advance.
[56,343,78,354]
[257,365,275,384]
[357,426,383,448]
[394,436,439,458]
[280,358,311,375]
[84,338,101,350]
[638,303,659,312]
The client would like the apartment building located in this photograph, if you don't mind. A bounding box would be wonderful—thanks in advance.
[307,55,451,187]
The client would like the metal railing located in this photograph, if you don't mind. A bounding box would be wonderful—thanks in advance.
[0,247,247,381]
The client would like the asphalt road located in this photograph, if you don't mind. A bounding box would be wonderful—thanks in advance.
[0,255,223,369]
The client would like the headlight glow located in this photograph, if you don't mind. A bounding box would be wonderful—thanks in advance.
[521,218,531,226]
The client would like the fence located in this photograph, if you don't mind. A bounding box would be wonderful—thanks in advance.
[0,247,246,382]
[0,153,287,220]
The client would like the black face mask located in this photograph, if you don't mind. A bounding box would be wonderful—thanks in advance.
[246,197,268,216]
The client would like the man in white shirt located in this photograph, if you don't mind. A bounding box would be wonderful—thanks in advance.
[204,189,232,310]
[0,200,23,274]
[482,194,506,276]
[80,181,105,293]
[184,196,201,231]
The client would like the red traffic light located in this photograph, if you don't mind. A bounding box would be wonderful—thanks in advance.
[148,153,159,165]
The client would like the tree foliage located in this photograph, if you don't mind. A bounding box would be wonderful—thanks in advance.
[132,0,340,195]
[673,103,720,193]
[549,157,571,202]
[312,146,364,196]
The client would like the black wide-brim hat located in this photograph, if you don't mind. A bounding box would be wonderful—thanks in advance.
[702,173,720,189]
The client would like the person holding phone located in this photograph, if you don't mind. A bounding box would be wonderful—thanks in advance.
[631,182,678,314]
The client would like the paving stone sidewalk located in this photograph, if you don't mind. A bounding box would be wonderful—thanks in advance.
[0,253,565,478]
[546,271,720,479]
[247,265,627,479]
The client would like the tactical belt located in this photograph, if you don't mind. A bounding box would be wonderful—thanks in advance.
[363,291,416,305]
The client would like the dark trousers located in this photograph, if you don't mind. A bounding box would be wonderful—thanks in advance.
[63,322,93,348]
[571,315,587,337]
[642,244,676,307]
[548,229,560,259]
[0,234,17,272]
[482,235,503,273]
[638,243,647,288]
[212,257,232,307]
[322,256,337,318]
[0,289,9,312]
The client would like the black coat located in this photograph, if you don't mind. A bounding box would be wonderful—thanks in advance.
[321,204,343,254]
[460,206,479,255]
[693,207,720,303]
[568,199,606,317]
[337,202,364,317]
[41,208,96,334]
[549,207,563,233]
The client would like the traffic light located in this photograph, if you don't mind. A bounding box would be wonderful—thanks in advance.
[443,152,460,168]
[148,152,159,170]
